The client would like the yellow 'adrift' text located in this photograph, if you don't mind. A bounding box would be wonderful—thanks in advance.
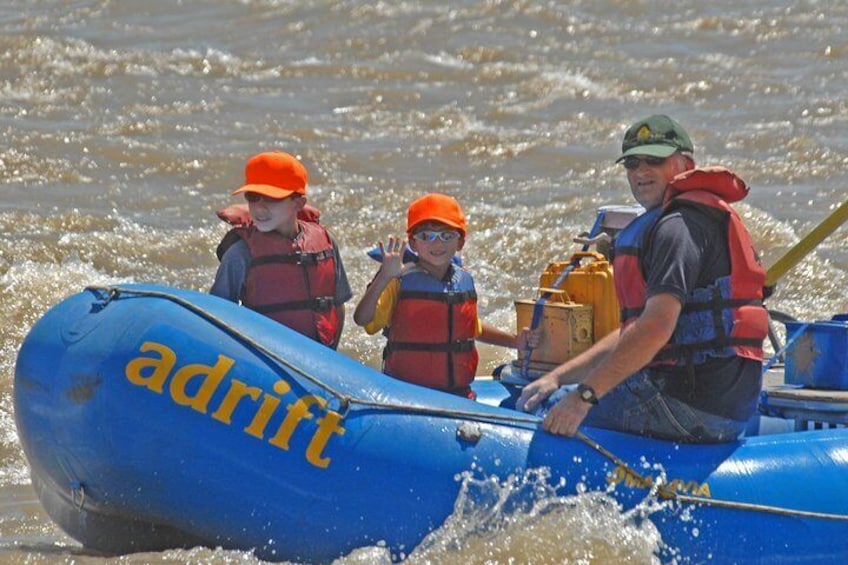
[607,465,712,498]
[124,340,346,469]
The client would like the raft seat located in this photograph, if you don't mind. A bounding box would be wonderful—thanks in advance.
[760,385,848,431]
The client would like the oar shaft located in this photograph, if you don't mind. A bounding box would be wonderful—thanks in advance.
[765,200,848,287]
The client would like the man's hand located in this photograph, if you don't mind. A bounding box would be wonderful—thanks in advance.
[541,389,592,437]
[516,373,560,413]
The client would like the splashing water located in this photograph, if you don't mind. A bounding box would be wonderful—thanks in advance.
[403,467,664,565]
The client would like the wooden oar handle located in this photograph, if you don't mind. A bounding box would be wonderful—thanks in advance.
[765,200,848,287]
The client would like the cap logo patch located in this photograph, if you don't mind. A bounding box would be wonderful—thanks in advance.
[636,125,652,141]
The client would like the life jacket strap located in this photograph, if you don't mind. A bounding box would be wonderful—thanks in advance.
[251,296,335,314]
[384,338,475,354]
[397,289,477,303]
[656,336,764,363]
[251,249,334,266]
[681,297,763,313]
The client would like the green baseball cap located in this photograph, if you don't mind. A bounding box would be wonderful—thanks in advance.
[616,114,694,162]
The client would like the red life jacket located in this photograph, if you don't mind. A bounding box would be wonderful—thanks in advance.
[383,266,479,398]
[233,221,339,347]
[613,167,768,365]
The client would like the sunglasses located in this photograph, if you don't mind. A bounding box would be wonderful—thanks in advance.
[622,155,667,170]
[412,230,461,243]
[244,192,286,203]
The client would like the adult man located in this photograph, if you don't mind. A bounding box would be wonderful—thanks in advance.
[518,115,768,443]
[211,151,352,349]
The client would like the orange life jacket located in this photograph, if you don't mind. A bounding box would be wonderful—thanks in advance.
[383,266,479,398]
[613,167,768,366]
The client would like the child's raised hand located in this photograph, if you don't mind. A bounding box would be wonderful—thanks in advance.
[378,236,407,279]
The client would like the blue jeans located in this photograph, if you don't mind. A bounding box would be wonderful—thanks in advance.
[538,370,747,443]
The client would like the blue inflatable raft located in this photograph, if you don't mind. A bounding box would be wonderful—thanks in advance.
[14,284,848,563]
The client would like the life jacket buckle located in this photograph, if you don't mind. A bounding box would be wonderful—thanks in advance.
[314,296,334,312]
[451,339,475,353]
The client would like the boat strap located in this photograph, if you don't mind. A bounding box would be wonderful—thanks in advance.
[86,285,545,428]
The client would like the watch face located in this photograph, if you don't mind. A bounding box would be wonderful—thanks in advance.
[578,384,598,404]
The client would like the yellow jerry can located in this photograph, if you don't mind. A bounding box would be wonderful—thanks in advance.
[538,251,619,342]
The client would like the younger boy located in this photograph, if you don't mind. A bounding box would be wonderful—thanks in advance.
[354,192,538,398]
[211,151,352,349]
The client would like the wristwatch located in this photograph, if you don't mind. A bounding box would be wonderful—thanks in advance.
[576,383,599,405]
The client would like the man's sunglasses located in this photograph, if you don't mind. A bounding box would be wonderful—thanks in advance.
[412,230,461,243]
[622,155,667,170]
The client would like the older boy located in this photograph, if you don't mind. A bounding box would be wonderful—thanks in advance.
[211,151,352,349]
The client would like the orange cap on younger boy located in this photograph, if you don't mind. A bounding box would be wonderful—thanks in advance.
[232,151,308,199]
[406,192,467,237]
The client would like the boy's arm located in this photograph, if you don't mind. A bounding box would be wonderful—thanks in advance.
[477,322,541,350]
[353,271,395,327]
[210,241,249,302]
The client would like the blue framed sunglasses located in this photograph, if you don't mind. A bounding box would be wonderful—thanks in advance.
[412,230,461,243]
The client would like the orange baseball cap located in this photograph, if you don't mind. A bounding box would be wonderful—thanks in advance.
[406,192,467,237]
[232,151,308,199]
